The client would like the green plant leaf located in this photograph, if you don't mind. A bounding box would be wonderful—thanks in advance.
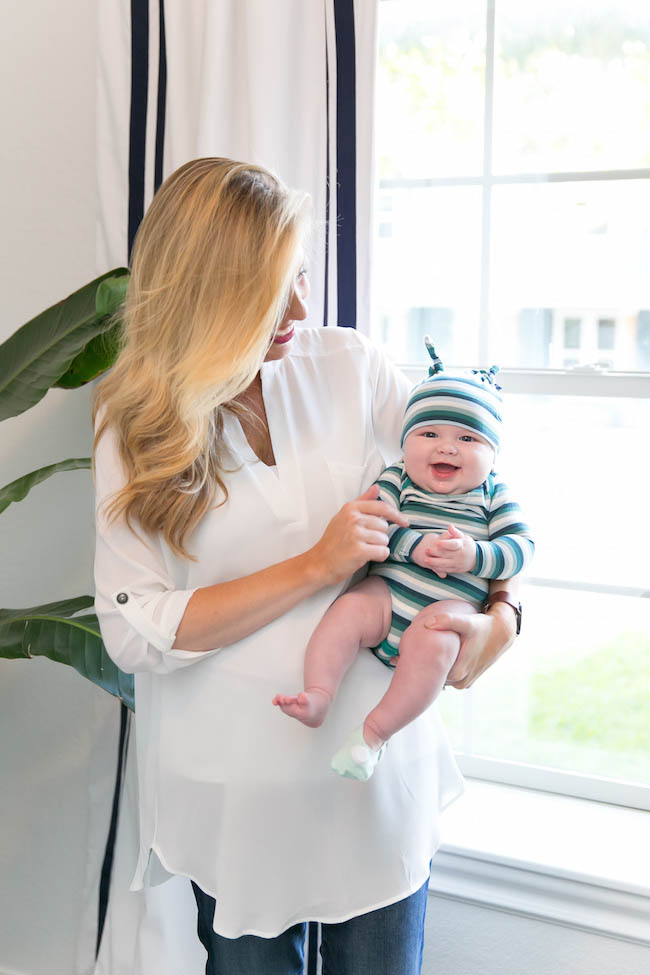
[55,321,123,388]
[0,267,129,421]
[95,272,130,318]
[0,457,91,515]
[56,273,129,387]
[0,597,134,711]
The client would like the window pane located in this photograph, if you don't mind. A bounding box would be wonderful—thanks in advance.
[489,180,650,369]
[498,393,650,589]
[598,318,616,350]
[442,392,650,787]
[564,318,581,349]
[494,2,650,174]
[439,585,650,785]
[372,186,482,366]
[377,0,485,179]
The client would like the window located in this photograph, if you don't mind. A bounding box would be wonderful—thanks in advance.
[598,318,616,350]
[375,0,650,809]
[563,318,581,350]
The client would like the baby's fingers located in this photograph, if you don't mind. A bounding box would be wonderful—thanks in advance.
[436,538,463,552]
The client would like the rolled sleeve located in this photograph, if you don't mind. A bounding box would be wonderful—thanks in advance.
[94,425,221,675]
[97,586,216,675]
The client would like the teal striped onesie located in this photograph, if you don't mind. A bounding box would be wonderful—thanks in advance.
[368,462,534,665]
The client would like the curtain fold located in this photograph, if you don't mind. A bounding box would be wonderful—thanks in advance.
[95,2,378,971]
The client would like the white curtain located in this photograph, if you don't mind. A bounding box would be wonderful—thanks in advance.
[98,0,378,333]
[95,2,378,972]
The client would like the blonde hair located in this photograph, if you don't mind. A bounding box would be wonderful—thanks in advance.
[93,157,310,559]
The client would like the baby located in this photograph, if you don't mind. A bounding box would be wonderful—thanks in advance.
[273,339,534,779]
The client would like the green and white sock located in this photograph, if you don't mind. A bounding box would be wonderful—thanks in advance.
[331,726,386,781]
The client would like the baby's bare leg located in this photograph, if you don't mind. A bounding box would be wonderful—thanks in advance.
[273,577,392,727]
[363,599,476,748]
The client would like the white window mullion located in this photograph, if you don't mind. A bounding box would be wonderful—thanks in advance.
[478,0,496,366]
[401,365,650,398]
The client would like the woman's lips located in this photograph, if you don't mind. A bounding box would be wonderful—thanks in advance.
[273,325,294,345]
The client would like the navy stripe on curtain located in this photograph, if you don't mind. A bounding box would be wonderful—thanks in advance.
[323,49,330,329]
[96,0,168,960]
[154,0,167,192]
[96,704,131,957]
[333,0,357,329]
[128,0,150,256]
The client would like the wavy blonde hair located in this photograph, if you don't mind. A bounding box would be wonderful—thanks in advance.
[93,157,310,559]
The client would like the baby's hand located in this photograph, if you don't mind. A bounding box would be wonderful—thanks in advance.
[410,525,477,578]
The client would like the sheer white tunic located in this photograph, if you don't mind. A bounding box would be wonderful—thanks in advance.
[94,327,463,938]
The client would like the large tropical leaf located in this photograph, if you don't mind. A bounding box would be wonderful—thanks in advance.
[0,267,129,421]
[0,597,134,711]
[0,457,91,515]
[55,273,129,388]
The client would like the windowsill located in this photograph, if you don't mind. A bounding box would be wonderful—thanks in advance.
[429,779,650,945]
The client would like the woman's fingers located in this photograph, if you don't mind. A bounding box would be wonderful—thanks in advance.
[424,611,472,634]
[360,529,391,547]
[357,483,381,502]
[423,612,475,686]
[423,612,503,689]
[364,544,391,562]
[354,499,409,527]
[314,490,405,582]
[358,514,389,534]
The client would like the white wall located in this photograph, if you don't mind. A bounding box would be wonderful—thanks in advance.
[424,895,650,975]
[0,3,120,975]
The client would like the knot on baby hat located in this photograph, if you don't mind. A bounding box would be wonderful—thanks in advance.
[400,337,503,450]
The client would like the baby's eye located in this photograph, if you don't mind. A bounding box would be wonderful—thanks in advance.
[459,435,475,442]
[423,431,438,438]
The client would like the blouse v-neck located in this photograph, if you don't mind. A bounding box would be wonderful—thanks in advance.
[229,364,278,469]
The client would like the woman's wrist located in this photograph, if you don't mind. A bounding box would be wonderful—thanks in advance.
[484,600,517,651]
[297,545,334,590]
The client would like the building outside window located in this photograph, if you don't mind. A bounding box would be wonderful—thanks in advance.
[563,318,581,350]
[373,0,650,809]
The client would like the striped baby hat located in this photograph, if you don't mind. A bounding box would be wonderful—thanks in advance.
[401,338,503,450]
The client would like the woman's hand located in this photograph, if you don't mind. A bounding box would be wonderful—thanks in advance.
[310,484,409,586]
[423,602,517,688]
[174,486,407,652]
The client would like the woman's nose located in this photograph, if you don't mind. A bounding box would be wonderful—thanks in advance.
[289,286,309,322]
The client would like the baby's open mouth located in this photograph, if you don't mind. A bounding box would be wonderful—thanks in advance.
[432,463,458,474]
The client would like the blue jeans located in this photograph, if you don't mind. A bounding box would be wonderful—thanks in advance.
[191,876,429,975]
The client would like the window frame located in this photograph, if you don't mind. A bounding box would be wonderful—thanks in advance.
[378,0,650,810]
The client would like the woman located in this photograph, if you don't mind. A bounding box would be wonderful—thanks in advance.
[93,158,517,975]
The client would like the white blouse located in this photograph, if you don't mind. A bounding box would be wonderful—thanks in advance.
[94,327,463,938]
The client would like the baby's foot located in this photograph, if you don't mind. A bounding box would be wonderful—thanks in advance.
[272,688,331,728]
[331,726,386,781]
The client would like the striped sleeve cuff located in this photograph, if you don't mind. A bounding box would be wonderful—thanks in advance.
[472,536,534,580]
[388,527,424,562]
